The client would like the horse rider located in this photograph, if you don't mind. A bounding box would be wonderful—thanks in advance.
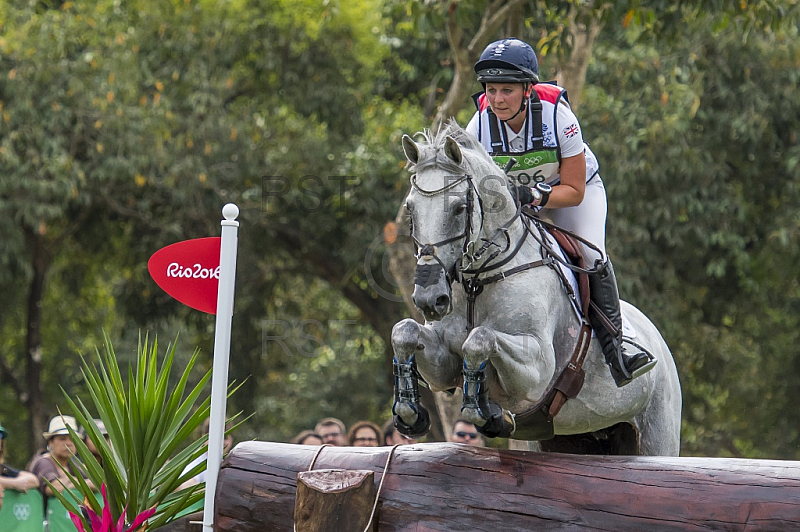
[464,37,656,387]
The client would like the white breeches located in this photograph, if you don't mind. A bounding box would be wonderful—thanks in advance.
[541,177,607,264]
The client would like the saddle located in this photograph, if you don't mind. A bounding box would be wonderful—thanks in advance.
[548,227,591,315]
[511,227,594,441]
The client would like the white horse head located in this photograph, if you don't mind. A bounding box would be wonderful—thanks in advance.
[402,123,521,321]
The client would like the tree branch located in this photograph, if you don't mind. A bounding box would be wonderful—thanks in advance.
[434,0,530,129]
[0,353,24,402]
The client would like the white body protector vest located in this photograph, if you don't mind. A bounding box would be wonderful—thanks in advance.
[466,83,599,187]
[466,82,608,261]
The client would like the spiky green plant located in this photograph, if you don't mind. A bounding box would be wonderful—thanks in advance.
[49,332,237,530]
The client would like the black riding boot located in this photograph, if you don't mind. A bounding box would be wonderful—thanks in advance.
[589,260,657,387]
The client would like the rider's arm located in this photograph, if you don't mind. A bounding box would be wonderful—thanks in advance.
[545,152,586,209]
[545,100,588,209]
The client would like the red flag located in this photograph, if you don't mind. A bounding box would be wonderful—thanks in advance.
[148,237,221,314]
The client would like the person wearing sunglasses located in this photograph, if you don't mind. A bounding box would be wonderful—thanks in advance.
[449,420,484,447]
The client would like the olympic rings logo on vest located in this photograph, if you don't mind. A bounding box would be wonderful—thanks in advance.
[148,237,222,314]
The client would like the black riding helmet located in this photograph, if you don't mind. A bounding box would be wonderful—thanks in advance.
[474,38,539,85]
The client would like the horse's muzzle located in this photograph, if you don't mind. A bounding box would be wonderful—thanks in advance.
[413,260,452,321]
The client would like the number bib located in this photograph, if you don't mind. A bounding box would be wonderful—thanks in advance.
[491,148,560,186]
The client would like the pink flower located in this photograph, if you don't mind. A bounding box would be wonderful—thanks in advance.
[68,484,156,532]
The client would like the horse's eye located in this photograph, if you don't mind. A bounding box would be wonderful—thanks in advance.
[454,203,467,216]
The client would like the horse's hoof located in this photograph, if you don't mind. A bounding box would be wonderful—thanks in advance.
[476,410,515,439]
[394,407,430,439]
[392,401,418,425]
[463,403,515,439]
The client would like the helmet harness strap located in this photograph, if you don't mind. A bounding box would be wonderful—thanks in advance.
[503,82,532,123]
[486,85,545,154]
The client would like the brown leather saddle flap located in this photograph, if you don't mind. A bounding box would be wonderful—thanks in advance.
[547,227,591,316]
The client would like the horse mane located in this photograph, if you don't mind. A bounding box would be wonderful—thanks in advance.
[409,119,497,178]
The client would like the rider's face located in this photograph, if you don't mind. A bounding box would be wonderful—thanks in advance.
[485,83,529,122]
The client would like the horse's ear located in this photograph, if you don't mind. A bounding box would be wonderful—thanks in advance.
[402,134,420,164]
[444,136,463,165]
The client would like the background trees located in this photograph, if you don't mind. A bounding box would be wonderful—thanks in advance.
[0,0,797,463]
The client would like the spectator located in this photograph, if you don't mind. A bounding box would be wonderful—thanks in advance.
[449,420,484,447]
[382,419,418,446]
[80,418,110,466]
[291,430,323,446]
[314,418,347,447]
[347,421,382,447]
[29,415,97,496]
[0,422,39,493]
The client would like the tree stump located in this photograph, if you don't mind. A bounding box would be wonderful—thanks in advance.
[294,469,376,532]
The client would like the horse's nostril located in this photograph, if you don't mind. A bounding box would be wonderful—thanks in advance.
[435,295,450,309]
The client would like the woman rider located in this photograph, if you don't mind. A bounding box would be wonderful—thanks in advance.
[465,38,655,387]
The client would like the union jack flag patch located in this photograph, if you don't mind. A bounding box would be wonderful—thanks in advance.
[563,124,579,138]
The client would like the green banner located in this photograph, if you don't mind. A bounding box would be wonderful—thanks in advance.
[47,489,103,532]
[0,489,44,532]
[46,493,76,532]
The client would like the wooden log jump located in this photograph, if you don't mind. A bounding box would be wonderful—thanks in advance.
[215,441,800,531]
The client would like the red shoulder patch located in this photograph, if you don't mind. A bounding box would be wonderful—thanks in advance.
[478,93,489,112]
[534,83,564,104]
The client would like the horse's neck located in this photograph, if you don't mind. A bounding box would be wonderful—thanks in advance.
[469,211,537,274]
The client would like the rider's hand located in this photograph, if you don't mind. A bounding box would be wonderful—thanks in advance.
[516,185,534,206]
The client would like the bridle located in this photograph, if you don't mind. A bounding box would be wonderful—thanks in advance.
[408,160,555,330]
[408,173,480,288]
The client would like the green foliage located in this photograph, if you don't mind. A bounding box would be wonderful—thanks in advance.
[0,0,797,465]
[584,11,800,457]
[50,333,215,529]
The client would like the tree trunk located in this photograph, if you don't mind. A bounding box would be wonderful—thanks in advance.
[432,0,531,130]
[216,441,800,531]
[23,227,49,452]
[553,6,605,112]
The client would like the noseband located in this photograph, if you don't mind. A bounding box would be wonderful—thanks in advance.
[409,173,482,288]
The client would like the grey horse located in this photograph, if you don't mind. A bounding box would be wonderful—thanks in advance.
[392,123,681,456]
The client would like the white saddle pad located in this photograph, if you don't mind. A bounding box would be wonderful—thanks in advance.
[545,231,636,340]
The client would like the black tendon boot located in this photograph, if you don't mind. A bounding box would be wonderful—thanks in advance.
[588,260,657,387]
[462,363,515,438]
[392,356,431,438]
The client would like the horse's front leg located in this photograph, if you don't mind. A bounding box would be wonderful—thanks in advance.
[391,318,461,438]
[461,326,554,439]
